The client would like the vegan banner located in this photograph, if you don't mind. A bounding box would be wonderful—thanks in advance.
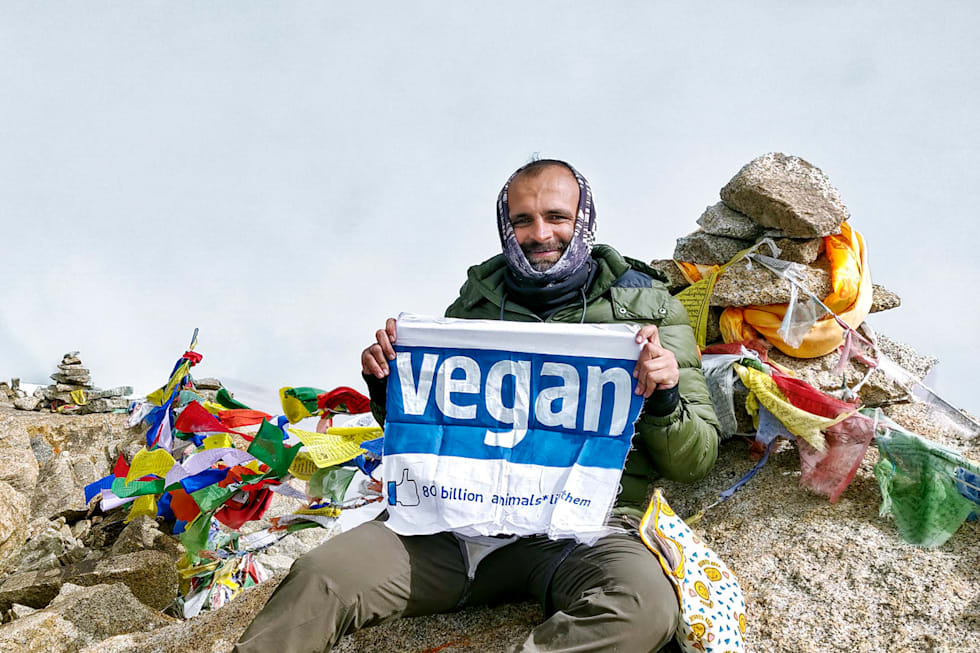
[382,313,644,543]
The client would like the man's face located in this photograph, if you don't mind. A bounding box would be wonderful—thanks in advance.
[507,165,579,272]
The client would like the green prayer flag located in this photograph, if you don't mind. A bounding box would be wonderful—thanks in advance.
[873,420,980,548]
[111,476,165,498]
[247,420,300,478]
[181,511,214,559]
[307,467,356,502]
[216,388,251,410]
[191,484,237,513]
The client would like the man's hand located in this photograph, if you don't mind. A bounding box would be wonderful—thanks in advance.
[361,318,398,379]
[632,325,679,398]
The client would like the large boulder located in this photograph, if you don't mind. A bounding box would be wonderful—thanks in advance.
[88,574,283,653]
[697,202,770,240]
[0,482,30,576]
[720,153,849,238]
[0,582,174,653]
[649,258,901,314]
[673,230,754,265]
[0,549,178,611]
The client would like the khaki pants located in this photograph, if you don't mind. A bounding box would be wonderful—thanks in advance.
[235,518,678,653]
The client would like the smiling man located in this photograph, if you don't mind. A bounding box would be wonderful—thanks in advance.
[236,159,721,653]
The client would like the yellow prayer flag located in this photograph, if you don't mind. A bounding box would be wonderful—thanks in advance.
[289,428,372,468]
[126,494,158,522]
[734,364,852,451]
[203,433,234,450]
[289,451,318,480]
[70,389,87,406]
[125,447,177,485]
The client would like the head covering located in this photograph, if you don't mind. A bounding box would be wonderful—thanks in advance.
[496,159,597,286]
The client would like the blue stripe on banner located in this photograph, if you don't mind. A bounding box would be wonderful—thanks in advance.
[384,345,643,469]
[383,423,632,469]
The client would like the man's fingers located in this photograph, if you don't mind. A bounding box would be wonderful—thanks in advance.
[376,329,396,361]
[635,324,662,348]
[361,344,390,379]
[386,317,398,343]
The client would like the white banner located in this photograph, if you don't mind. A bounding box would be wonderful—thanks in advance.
[382,314,644,543]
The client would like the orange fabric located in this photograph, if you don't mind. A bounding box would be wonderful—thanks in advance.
[169,488,201,522]
[218,409,273,428]
[720,222,872,358]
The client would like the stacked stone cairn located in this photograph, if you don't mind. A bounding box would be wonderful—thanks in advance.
[6,352,132,415]
[650,152,931,420]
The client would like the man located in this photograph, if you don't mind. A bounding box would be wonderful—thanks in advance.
[236,159,720,653]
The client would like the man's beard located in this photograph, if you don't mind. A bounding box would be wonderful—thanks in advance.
[522,238,569,272]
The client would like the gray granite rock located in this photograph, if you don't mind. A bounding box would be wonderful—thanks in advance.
[12,397,39,412]
[673,230,754,265]
[2,602,36,622]
[869,284,901,312]
[772,237,823,264]
[193,377,223,390]
[649,258,899,314]
[110,516,183,561]
[720,153,848,237]
[0,549,178,612]
[31,454,88,520]
[697,202,769,239]
[0,582,174,652]
[12,518,87,574]
[49,373,92,387]
[0,482,30,576]
[767,332,937,406]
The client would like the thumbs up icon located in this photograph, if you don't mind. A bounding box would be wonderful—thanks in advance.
[387,469,420,507]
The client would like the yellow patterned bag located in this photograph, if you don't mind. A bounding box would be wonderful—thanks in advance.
[639,489,747,652]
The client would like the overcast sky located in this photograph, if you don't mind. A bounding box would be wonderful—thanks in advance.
[2,2,978,416]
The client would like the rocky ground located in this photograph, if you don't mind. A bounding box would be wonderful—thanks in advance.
[0,397,975,653]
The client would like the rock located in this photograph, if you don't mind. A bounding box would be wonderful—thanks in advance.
[653,435,980,653]
[0,583,174,652]
[335,601,544,653]
[57,366,90,376]
[31,454,88,520]
[110,516,183,561]
[194,377,223,390]
[869,284,901,312]
[673,230,754,265]
[0,549,178,612]
[13,518,87,574]
[3,603,36,622]
[0,611,81,652]
[696,202,770,240]
[12,397,39,412]
[720,152,848,237]
[0,482,30,576]
[772,237,823,264]
[767,332,937,407]
[90,575,282,653]
[649,258,899,315]
[88,386,133,400]
[76,397,130,415]
[50,373,92,387]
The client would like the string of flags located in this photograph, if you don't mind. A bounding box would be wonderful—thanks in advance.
[84,329,384,617]
[691,344,980,548]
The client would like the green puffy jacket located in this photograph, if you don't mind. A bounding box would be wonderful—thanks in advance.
[443,244,721,515]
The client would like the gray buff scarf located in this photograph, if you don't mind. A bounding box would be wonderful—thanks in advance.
[496,159,597,286]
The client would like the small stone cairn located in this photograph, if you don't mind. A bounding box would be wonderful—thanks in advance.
[650,152,928,412]
[4,352,132,415]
